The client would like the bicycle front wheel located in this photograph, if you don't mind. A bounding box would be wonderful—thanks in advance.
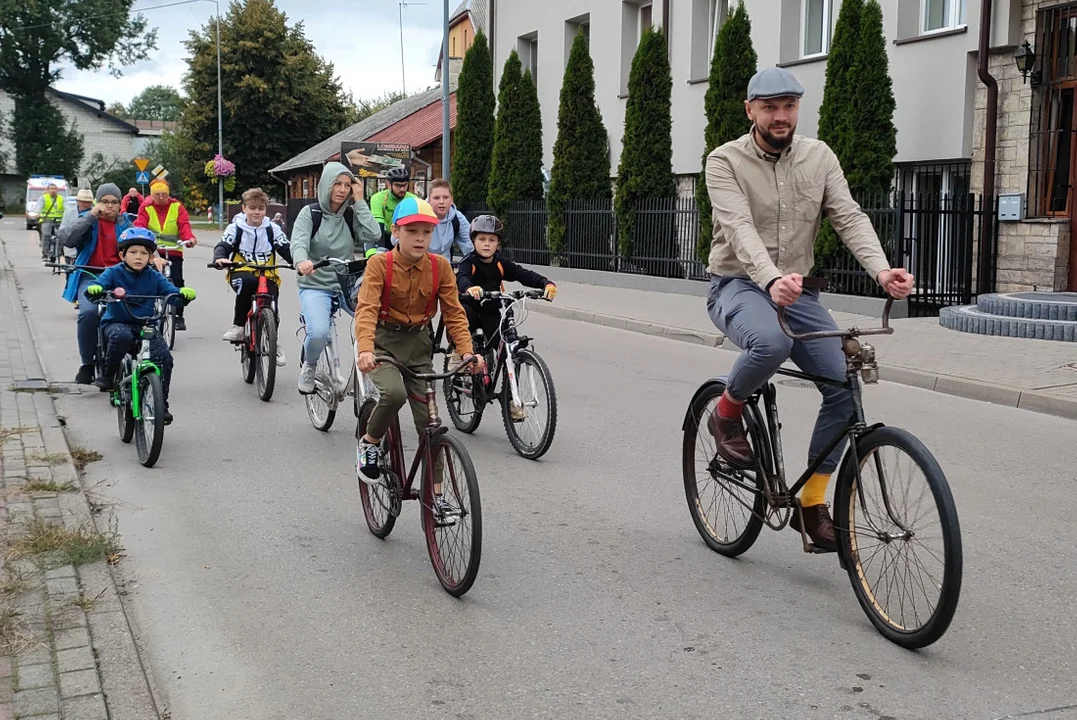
[256,309,277,402]
[501,348,557,460]
[304,347,337,432]
[443,349,484,433]
[422,433,482,597]
[834,426,962,649]
[681,380,766,557]
[134,372,166,468]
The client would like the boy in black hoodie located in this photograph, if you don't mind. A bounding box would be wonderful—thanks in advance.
[455,214,557,348]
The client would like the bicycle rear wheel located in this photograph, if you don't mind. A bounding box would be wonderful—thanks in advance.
[443,349,484,433]
[162,306,176,350]
[255,309,277,402]
[115,383,134,444]
[303,347,337,432]
[834,426,962,649]
[241,319,256,385]
[682,380,766,557]
[421,433,482,597]
[356,401,399,538]
[134,372,166,468]
[501,348,557,460]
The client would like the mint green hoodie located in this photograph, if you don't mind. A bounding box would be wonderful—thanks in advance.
[290,162,381,292]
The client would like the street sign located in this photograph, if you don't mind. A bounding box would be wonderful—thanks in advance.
[135,171,151,184]
[134,158,150,171]
[156,169,169,180]
[151,165,165,177]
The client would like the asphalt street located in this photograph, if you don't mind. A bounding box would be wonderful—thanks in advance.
[3,220,1076,720]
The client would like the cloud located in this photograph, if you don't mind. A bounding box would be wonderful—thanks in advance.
[54,0,450,106]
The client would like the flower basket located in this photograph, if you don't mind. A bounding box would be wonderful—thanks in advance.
[204,154,237,192]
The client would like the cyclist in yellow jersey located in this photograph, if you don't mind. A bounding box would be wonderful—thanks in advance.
[36,183,65,262]
[134,179,198,331]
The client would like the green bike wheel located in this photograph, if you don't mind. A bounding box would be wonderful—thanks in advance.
[134,372,166,468]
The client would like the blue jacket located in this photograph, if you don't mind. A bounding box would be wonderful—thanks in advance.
[92,263,181,325]
[60,213,133,302]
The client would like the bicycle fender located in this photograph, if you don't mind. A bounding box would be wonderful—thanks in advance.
[836,422,888,478]
[682,376,730,431]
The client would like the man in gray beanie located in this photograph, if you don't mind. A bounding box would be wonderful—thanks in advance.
[701,66,916,551]
[59,183,165,385]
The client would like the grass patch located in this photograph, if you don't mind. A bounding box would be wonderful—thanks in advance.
[29,453,67,466]
[8,384,60,395]
[6,518,121,569]
[0,605,35,655]
[0,426,32,443]
[66,588,106,612]
[24,480,78,493]
[70,446,102,472]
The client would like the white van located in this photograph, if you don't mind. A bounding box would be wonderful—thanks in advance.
[25,175,70,230]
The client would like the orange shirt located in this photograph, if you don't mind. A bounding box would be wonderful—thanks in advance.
[355,249,474,356]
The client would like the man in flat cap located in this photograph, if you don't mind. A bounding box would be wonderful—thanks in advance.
[702,66,915,551]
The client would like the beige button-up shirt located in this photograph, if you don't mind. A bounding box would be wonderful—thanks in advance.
[705,132,890,290]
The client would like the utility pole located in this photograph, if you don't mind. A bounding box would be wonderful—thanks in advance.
[441,0,450,181]
[399,2,428,96]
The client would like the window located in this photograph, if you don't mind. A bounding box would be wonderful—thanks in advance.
[1029,4,1077,217]
[691,0,728,79]
[517,33,538,87]
[921,0,966,33]
[640,3,653,38]
[801,0,831,57]
[565,14,591,67]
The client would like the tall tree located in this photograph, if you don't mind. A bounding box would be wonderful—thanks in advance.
[547,30,610,256]
[614,27,676,272]
[451,29,495,207]
[179,0,350,199]
[127,85,185,121]
[814,0,862,263]
[847,0,897,199]
[140,131,188,200]
[0,0,155,177]
[487,53,544,217]
[696,1,757,263]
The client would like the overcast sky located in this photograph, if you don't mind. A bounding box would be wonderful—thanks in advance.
[53,0,447,106]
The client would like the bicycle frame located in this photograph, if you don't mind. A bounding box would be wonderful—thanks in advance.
[96,293,176,419]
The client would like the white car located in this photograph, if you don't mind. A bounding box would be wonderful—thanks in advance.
[25,175,71,230]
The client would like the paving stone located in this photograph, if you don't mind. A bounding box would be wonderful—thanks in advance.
[44,577,78,597]
[55,647,95,674]
[43,566,75,581]
[13,664,54,691]
[58,670,99,699]
[12,645,51,667]
[12,687,59,716]
[60,693,107,720]
[51,627,91,651]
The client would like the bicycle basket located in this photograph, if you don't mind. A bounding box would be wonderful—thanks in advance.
[336,266,364,315]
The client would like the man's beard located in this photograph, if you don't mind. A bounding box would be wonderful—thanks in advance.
[758,124,796,151]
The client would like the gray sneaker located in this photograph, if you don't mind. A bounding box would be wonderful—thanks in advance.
[298,364,317,394]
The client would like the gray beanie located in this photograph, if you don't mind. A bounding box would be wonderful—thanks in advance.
[95,183,122,201]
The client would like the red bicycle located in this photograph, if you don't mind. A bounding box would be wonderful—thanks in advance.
[209,261,294,401]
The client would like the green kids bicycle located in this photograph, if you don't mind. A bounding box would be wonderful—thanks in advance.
[93,289,181,468]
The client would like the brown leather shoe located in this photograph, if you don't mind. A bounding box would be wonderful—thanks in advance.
[707,408,755,469]
[790,504,838,552]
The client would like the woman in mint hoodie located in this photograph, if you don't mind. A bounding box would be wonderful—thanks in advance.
[290,162,381,395]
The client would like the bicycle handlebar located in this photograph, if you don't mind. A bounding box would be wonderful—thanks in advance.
[776,277,895,341]
[310,257,367,273]
[208,261,296,271]
[92,291,182,323]
[369,354,478,381]
[463,289,550,303]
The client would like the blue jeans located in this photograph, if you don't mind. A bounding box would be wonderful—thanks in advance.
[298,288,352,368]
[706,276,854,473]
[76,274,101,366]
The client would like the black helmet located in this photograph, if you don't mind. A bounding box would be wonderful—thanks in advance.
[386,166,409,182]
[117,227,158,254]
[470,214,504,237]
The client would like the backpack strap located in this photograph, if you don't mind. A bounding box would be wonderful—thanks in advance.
[497,260,505,292]
[308,202,324,239]
[451,213,460,239]
[424,253,439,322]
[379,250,394,321]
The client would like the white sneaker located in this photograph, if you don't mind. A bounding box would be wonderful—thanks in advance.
[222,325,244,342]
[276,344,287,367]
[298,364,317,394]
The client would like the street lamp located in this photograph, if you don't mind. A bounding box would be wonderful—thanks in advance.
[212,0,224,229]
[1015,39,1037,84]
[441,0,450,182]
[399,2,428,96]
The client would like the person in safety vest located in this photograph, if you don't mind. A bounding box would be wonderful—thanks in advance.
[134,178,198,331]
[35,183,66,262]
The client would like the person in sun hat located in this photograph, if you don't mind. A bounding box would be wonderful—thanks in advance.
[351,196,482,519]
[133,177,197,331]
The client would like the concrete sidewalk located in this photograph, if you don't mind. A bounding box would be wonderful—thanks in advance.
[0,235,161,719]
[525,276,1077,421]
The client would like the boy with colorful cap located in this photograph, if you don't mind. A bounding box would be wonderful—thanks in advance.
[354,198,484,508]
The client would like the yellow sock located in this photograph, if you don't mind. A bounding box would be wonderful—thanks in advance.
[800,472,831,508]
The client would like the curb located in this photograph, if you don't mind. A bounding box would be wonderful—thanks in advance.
[531,302,1077,422]
[1,237,164,719]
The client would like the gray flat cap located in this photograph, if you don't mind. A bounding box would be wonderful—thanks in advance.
[746,67,805,101]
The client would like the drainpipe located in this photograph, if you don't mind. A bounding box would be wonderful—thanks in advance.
[977,0,998,203]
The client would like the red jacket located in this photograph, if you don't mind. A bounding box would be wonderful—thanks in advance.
[134,198,195,252]
[121,193,143,217]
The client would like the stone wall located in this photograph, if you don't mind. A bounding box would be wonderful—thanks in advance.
[972,0,1072,292]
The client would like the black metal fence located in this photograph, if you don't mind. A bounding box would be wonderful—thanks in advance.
[461,190,999,317]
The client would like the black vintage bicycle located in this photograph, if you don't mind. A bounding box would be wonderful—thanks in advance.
[682,278,962,649]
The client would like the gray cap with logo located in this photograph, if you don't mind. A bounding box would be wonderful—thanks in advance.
[746,67,806,101]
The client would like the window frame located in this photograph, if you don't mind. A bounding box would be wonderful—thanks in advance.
[800,0,831,59]
[638,2,653,41]
[708,0,729,64]
[920,0,967,35]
